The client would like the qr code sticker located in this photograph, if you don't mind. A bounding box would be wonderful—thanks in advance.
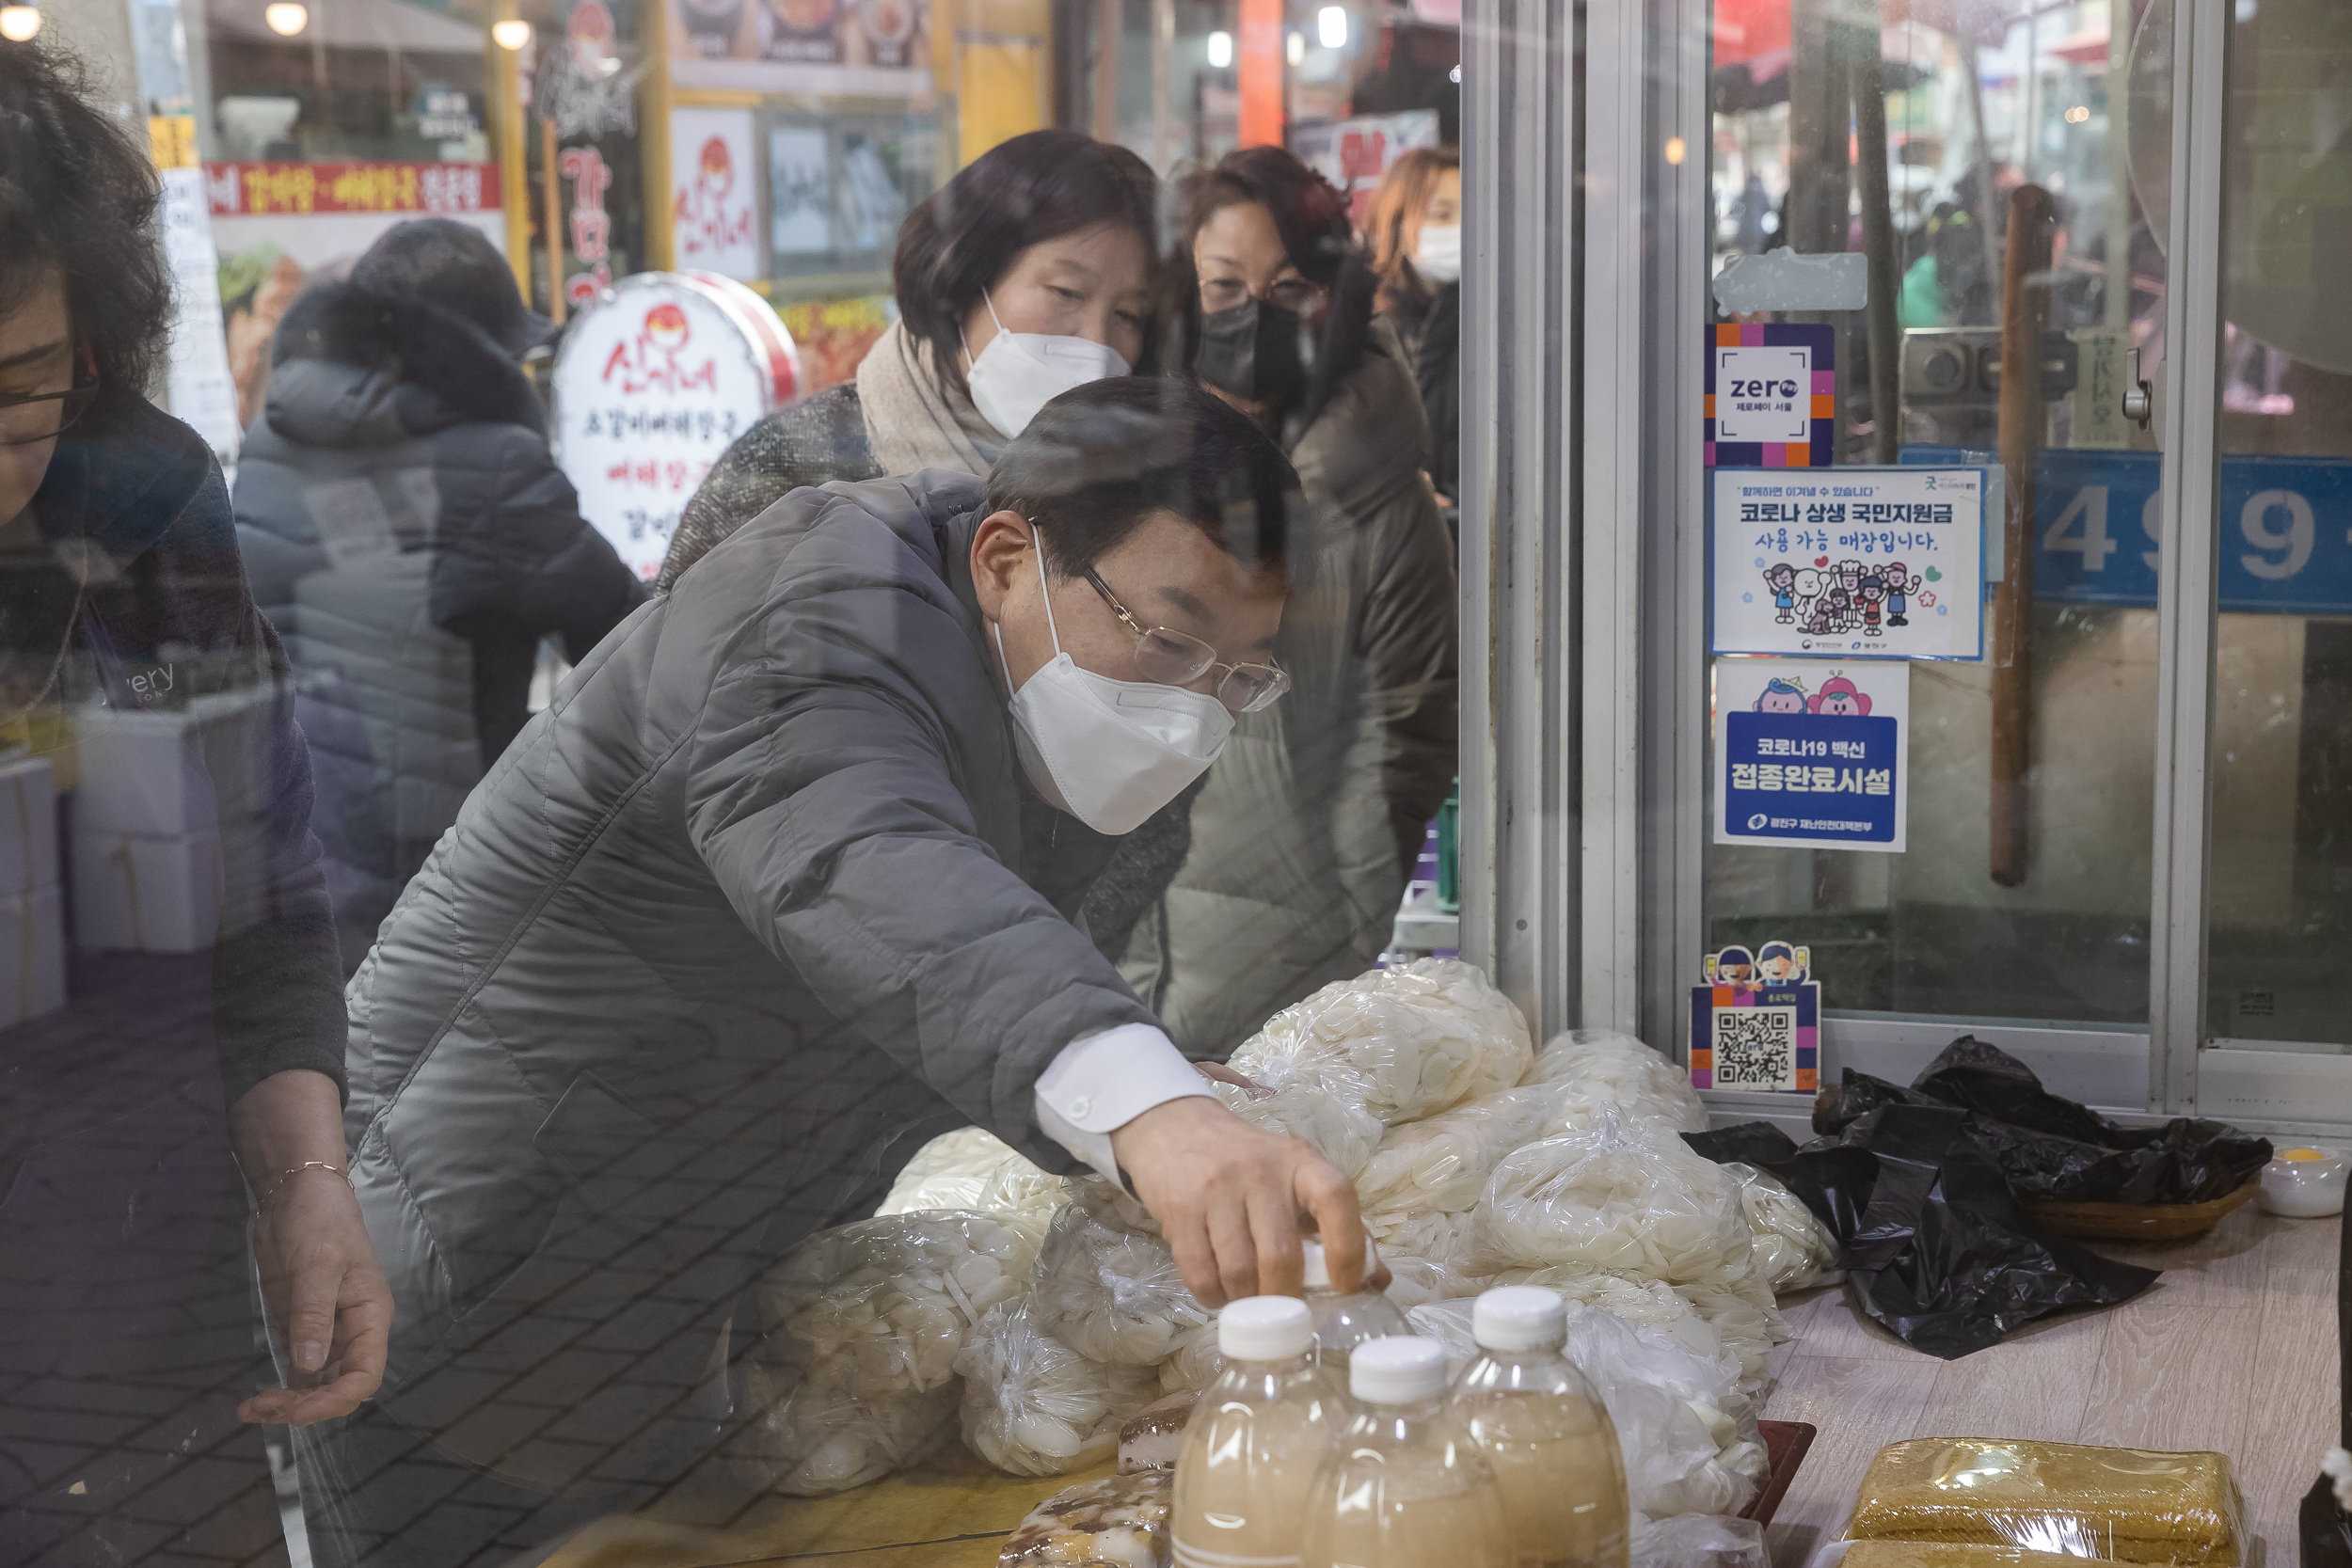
[1712,1006,1798,1089]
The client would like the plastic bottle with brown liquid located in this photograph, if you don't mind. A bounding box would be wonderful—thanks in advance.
[1171,1295,1340,1568]
[1448,1287,1630,1568]
[1299,1336,1509,1568]
[1299,1235,1408,1378]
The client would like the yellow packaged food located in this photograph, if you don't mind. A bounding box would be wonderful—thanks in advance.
[1839,1544,2141,1568]
[1845,1439,2245,1566]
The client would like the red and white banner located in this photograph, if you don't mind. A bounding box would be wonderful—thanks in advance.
[204,161,502,218]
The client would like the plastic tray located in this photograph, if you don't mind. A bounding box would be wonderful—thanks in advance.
[1745,1419,1819,1528]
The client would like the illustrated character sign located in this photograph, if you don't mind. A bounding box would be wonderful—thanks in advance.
[1702,940,1810,988]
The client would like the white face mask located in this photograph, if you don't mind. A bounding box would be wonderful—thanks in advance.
[963,290,1133,440]
[1414,222,1462,284]
[992,537,1232,835]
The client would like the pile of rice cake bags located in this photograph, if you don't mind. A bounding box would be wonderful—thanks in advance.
[739,957,1841,1532]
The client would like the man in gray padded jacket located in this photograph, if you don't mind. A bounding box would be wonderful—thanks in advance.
[299,378,1374,1564]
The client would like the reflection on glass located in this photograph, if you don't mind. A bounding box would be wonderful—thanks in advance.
[1707,0,2168,1025]
[2201,0,2352,1051]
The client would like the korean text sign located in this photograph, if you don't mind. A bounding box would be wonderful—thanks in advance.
[1713,657,1909,852]
[1711,466,1985,660]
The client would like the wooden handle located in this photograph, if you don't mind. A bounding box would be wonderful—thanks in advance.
[1991,184,2054,888]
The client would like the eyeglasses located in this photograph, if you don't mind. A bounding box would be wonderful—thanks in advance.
[0,377,99,448]
[1081,564,1290,714]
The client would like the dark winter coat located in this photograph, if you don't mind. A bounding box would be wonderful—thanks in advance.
[232,282,644,971]
[341,469,1159,1484]
[654,380,1198,968]
[1121,316,1459,1056]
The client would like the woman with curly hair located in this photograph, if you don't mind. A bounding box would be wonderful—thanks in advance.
[0,38,387,1565]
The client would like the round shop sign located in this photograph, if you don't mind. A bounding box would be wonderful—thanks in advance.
[553,270,800,582]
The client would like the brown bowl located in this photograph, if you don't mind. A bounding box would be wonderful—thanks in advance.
[2021,1180,2261,1241]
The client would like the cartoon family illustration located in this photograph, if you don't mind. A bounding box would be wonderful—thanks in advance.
[1752,673,1874,716]
[1762,559,1925,638]
[1703,941,1811,987]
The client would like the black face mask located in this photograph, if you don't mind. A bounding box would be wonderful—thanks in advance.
[1191,296,1311,411]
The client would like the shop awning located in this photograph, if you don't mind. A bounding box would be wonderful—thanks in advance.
[208,0,485,55]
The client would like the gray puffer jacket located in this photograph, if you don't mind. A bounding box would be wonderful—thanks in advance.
[233,283,644,972]
[342,469,1155,1482]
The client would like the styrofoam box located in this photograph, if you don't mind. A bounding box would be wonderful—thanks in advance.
[74,689,288,838]
[72,705,209,838]
[71,829,223,954]
[0,755,58,895]
[0,883,67,1025]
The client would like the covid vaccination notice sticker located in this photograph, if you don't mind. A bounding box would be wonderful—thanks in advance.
[1711,465,1985,660]
[1713,657,1909,853]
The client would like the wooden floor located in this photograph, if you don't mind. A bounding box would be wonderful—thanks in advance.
[1761,1203,2343,1568]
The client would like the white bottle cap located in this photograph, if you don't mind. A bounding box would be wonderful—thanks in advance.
[1299,1234,1378,1291]
[1472,1286,1567,1353]
[1349,1336,1449,1403]
[1219,1295,1314,1361]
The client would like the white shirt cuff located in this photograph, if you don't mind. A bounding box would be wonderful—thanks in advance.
[1034,1022,1217,1185]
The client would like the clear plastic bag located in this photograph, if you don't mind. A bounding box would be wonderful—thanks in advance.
[1722,1161,1845,1293]
[1488,1265,1724,1359]
[1524,1029,1710,1134]
[1000,1469,1173,1566]
[1470,1106,1756,1290]
[1365,1208,1487,1286]
[1844,1439,2247,1566]
[730,1371,959,1497]
[1071,1175,1162,1238]
[1028,1205,1212,1367]
[956,1300,1159,1477]
[1629,1513,1770,1568]
[1230,960,1531,1127]
[1559,1304,1767,1524]
[1357,1086,1553,1215]
[1379,1250,1494,1310]
[743,1211,1039,1494]
[976,1156,1073,1231]
[877,1126,1020,1215]
[1155,1320,1223,1395]
[1211,1075,1385,1181]
[1402,1298,1483,1380]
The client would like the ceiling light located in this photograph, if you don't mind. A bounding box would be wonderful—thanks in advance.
[1286,29,1304,66]
[1316,5,1346,49]
[0,5,39,39]
[1206,28,1232,69]
[1663,135,1686,165]
[2064,103,2090,123]
[491,17,532,49]
[262,1,307,34]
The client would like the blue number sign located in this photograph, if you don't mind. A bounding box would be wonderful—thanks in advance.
[1904,445,2352,614]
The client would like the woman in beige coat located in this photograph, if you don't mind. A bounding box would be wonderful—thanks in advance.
[1123,146,1459,1056]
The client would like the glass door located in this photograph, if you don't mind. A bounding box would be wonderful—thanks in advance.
[2198,0,2352,1061]
[1695,0,2173,1090]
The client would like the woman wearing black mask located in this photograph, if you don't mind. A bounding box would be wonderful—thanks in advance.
[1124,146,1458,1059]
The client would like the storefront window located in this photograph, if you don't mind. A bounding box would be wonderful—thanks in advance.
[1704,0,2169,1029]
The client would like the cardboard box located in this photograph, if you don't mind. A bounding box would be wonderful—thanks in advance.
[0,883,67,1025]
[71,829,223,954]
[0,755,58,895]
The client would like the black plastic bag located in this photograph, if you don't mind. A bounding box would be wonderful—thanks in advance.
[1687,1110,2159,1359]
[1816,1038,2269,1205]
[2303,1478,2352,1568]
